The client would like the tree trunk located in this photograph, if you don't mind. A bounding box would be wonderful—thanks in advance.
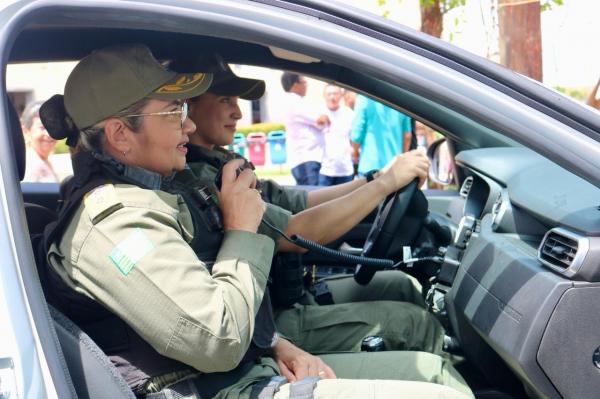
[420,0,443,38]
[498,0,542,81]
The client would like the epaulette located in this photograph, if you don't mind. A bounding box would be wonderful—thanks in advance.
[83,184,124,224]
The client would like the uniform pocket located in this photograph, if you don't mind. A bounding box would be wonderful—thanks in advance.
[300,303,370,331]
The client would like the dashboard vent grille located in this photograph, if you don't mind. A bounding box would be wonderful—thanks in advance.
[460,176,473,198]
[539,231,578,269]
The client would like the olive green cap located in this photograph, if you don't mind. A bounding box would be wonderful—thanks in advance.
[170,54,265,100]
[64,44,213,130]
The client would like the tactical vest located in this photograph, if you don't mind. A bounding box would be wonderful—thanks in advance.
[187,143,239,170]
[186,145,306,308]
[38,151,277,394]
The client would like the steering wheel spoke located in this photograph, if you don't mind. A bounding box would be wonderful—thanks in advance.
[354,180,422,285]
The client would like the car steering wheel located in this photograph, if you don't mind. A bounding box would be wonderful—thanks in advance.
[354,179,419,285]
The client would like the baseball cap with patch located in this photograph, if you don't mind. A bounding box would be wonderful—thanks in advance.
[169,54,265,101]
[64,43,213,130]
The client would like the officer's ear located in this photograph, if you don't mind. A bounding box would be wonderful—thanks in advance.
[103,118,132,158]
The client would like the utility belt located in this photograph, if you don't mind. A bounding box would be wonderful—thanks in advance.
[270,255,334,308]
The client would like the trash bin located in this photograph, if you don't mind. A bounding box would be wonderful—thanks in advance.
[229,132,246,157]
[246,132,267,166]
[267,131,286,165]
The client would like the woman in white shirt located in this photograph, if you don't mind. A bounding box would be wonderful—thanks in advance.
[22,100,59,182]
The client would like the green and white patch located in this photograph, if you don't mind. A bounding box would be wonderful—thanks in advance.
[109,229,154,275]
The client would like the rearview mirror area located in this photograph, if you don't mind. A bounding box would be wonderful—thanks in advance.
[427,138,454,186]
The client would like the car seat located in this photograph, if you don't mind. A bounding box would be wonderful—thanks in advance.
[7,99,136,399]
[48,305,136,399]
[8,99,59,231]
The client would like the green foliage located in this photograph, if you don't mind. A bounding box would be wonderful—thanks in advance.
[376,0,390,17]
[439,0,466,15]
[53,139,70,154]
[236,122,285,136]
[447,5,466,43]
[541,0,563,12]
[553,86,587,101]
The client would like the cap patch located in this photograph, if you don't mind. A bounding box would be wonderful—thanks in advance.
[155,73,208,94]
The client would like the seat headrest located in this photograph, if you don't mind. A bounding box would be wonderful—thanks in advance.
[7,100,26,181]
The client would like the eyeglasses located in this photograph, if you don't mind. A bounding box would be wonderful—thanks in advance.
[123,102,188,127]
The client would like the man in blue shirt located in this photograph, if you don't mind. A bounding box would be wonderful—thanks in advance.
[351,94,412,175]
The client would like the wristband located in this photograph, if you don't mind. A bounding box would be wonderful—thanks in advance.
[365,169,378,182]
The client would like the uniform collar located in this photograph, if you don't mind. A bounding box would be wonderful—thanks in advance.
[93,152,167,190]
[186,143,236,168]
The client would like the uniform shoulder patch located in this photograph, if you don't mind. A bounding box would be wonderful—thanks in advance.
[84,184,123,224]
[109,229,155,276]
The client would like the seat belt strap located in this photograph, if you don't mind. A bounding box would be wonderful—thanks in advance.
[250,375,287,399]
[311,281,334,305]
[145,377,200,399]
[289,376,320,399]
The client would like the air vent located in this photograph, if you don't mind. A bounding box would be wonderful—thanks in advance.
[538,228,589,277]
[539,232,577,269]
[459,176,473,198]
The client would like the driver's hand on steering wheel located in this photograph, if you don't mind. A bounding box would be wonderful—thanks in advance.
[378,150,430,194]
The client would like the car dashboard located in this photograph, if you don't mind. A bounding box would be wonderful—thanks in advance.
[445,147,600,399]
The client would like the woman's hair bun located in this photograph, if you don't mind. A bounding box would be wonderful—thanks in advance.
[39,94,79,146]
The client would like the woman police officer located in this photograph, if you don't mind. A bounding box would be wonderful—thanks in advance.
[41,44,472,398]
